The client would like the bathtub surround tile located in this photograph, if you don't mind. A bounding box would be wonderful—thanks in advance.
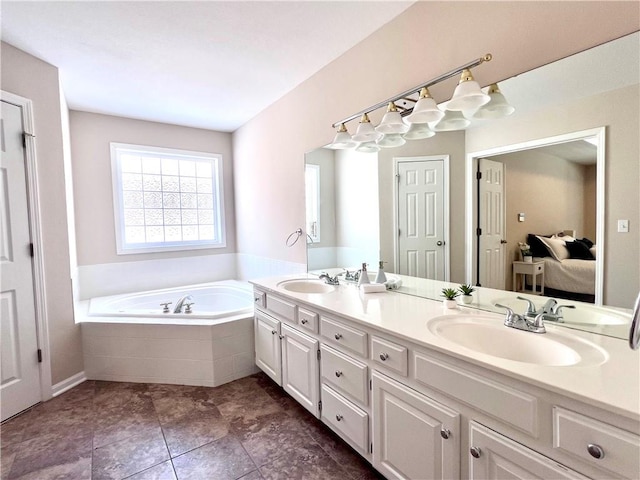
[171,435,256,480]
[92,427,170,480]
[2,373,380,479]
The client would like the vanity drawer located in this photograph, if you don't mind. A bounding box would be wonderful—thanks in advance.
[298,307,319,334]
[320,316,368,357]
[371,335,408,376]
[253,290,266,308]
[321,344,368,405]
[265,293,297,323]
[321,384,369,453]
[553,407,640,479]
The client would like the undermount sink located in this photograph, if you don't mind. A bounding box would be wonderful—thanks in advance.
[277,279,337,294]
[427,315,608,367]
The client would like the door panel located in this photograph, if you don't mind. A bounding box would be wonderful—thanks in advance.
[254,311,281,386]
[1,100,41,421]
[282,323,319,417]
[397,158,446,280]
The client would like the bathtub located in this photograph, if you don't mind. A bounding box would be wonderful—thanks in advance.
[78,280,259,387]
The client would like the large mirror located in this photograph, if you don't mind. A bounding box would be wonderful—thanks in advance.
[305,32,639,339]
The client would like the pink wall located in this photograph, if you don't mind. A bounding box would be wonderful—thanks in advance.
[233,2,639,268]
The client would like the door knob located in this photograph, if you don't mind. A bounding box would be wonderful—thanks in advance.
[500,239,508,244]
[436,241,444,246]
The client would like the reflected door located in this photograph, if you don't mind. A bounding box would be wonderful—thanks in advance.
[478,158,506,289]
[396,157,446,280]
[1,100,41,421]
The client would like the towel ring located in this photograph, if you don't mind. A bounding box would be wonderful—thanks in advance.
[285,228,314,247]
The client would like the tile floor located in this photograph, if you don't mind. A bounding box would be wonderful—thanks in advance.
[0,372,384,480]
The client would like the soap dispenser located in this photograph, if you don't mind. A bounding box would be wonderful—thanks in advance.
[375,260,387,284]
[357,263,370,286]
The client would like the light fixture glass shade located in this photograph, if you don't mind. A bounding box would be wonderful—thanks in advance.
[446,69,490,111]
[431,109,471,132]
[328,123,356,149]
[377,133,406,148]
[355,141,381,153]
[403,122,436,140]
[406,87,445,124]
[472,84,515,119]
[352,113,382,142]
[375,102,409,134]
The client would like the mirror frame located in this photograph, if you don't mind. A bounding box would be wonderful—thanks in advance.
[464,126,606,304]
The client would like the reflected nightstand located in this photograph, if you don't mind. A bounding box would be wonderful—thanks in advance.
[512,260,545,295]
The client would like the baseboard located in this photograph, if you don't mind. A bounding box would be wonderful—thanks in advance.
[52,371,87,397]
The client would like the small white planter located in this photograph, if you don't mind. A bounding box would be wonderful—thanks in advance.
[523,256,533,263]
[461,294,473,305]
[443,299,458,309]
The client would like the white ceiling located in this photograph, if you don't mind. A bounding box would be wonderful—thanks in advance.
[1,1,414,132]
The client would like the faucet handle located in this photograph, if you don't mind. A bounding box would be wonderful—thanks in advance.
[160,302,172,313]
[517,296,537,316]
[184,302,194,314]
[495,303,518,325]
[551,304,575,315]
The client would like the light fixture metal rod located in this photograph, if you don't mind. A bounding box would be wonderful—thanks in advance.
[332,53,492,128]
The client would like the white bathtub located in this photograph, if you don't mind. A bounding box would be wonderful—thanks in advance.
[78,280,259,387]
[87,280,253,322]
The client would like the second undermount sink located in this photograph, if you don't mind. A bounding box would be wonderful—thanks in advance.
[427,315,608,367]
[277,279,337,294]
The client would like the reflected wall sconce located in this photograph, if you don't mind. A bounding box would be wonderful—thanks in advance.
[328,53,514,150]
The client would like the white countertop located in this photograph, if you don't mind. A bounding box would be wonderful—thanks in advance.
[251,273,640,421]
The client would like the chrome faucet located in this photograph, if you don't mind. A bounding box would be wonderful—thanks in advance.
[517,296,575,322]
[318,273,340,285]
[496,304,546,333]
[173,294,193,313]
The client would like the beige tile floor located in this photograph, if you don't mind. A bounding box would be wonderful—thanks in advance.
[0,372,384,480]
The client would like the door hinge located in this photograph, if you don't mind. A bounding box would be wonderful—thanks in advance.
[396,173,400,182]
[369,379,372,390]
[370,442,373,454]
[476,227,482,236]
[318,400,322,412]
[398,229,401,237]
[317,349,321,360]
[476,171,482,180]
[29,243,34,257]
[37,349,42,363]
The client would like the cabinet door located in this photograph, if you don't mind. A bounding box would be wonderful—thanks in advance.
[469,422,589,480]
[282,323,319,417]
[255,311,282,386]
[372,371,460,480]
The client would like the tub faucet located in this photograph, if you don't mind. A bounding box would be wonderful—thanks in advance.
[173,294,193,313]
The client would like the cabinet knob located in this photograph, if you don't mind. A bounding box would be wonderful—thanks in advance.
[301,319,308,324]
[279,335,284,340]
[587,444,605,459]
[379,353,389,361]
[254,297,260,302]
[440,428,451,440]
[470,446,482,459]
[271,330,277,335]
[336,414,343,422]
[335,370,343,378]
[334,333,342,340]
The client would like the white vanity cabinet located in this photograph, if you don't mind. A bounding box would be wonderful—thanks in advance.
[254,309,282,385]
[281,323,320,416]
[372,370,460,480]
[469,422,589,480]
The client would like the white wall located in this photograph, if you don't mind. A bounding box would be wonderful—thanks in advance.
[1,42,82,385]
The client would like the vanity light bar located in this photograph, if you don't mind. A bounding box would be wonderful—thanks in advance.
[331,53,492,128]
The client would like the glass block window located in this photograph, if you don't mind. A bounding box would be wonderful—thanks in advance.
[110,143,225,254]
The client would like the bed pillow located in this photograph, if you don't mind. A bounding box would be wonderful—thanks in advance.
[589,246,597,259]
[580,237,594,248]
[565,240,595,260]
[527,234,552,257]
[536,235,570,261]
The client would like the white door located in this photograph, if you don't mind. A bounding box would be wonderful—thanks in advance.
[469,422,588,479]
[478,158,506,289]
[281,323,319,417]
[372,371,460,480]
[1,100,41,421]
[254,311,282,386]
[396,157,447,280]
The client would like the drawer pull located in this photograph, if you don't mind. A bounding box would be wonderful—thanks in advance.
[440,428,451,440]
[587,444,605,459]
[470,446,482,459]
[336,414,343,422]
[334,333,343,340]
[335,370,343,378]
[254,297,260,302]
[301,319,308,324]
[379,352,389,361]
[279,335,284,340]
[271,330,277,335]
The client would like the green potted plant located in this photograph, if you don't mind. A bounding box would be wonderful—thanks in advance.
[518,242,533,263]
[441,287,460,309]
[459,284,475,304]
